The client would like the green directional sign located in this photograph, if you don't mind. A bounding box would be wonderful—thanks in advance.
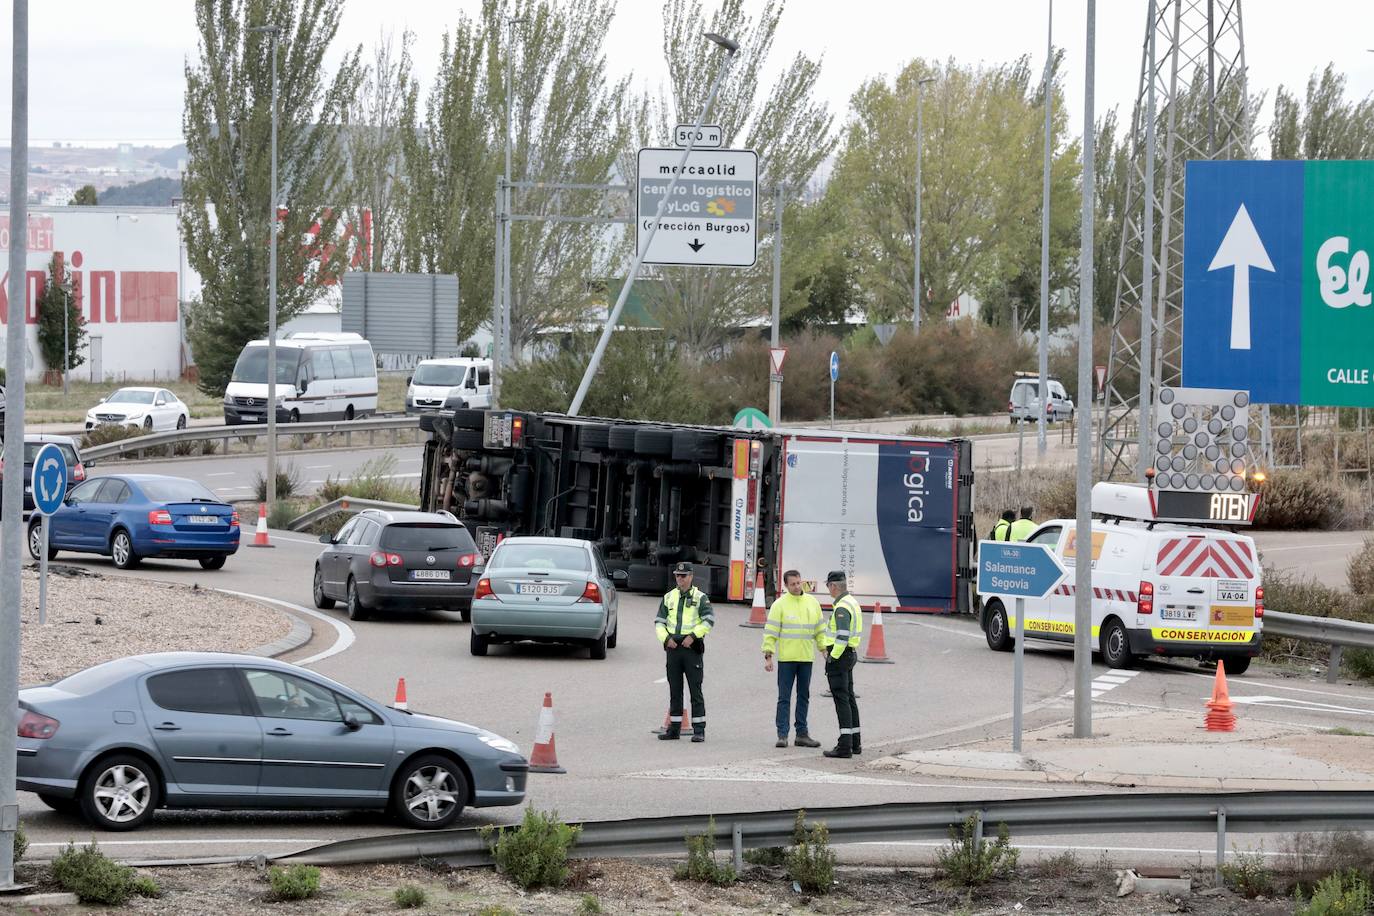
[732,407,772,429]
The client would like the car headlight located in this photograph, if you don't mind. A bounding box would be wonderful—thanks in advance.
[479,734,520,755]
[125,413,144,421]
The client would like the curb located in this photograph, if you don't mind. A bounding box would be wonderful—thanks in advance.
[241,597,314,659]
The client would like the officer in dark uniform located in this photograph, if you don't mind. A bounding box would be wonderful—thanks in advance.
[654,561,715,742]
[821,570,862,758]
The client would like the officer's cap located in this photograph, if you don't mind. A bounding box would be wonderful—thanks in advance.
[673,561,694,575]
[825,570,847,585]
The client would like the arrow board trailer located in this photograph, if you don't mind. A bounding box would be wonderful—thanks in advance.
[637,147,758,268]
[417,412,974,612]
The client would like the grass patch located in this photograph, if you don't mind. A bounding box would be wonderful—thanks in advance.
[393,884,427,908]
[1326,727,1374,738]
[907,419,1021,438]
[24,378,223,423]
[575,894,604,915]
[317,453,418,505]
[674,816,736,886]
[1221,845,1276,898]
[50,842,159,905]
[1029,849,1080,879]
[267,864,321,901]
[936,816,1020,887]
[12,822,26,863]
[481,808,581,890]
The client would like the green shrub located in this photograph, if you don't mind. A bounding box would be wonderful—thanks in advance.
[1297,869,1371,915]
[1221,845,1275,898]
[1285,831,1374,893]
[575,894,604,915]
[253,463,304,502]
[481,808,581,890]
[80,423,146,451]
[674,816,736,886]
[267,499,303,530]
[316,454,417,505]
[476,906,518,916]
[936,817,1020,886]
[1029,850,1080,879]
[1254,469,1354,530]
[785,810,836,895]
[743,846,787,866]
[132,875,162,898]
[12,822,26,863]
[1259,567,1374,676]
[268,864,321,901]
[393,884,427,908]
[50,843,141,905]
[1348,539,1374,595]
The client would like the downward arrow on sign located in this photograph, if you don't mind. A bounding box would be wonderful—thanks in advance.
[688,238,705,253]
[1208,203,1275,350]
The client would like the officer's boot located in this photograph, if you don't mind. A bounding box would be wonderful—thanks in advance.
[658,722,681,741]
[822,735,852,759]
[850,731,862,755]
[691,724,706,743]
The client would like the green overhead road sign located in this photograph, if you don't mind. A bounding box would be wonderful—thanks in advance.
[733,407,771,429]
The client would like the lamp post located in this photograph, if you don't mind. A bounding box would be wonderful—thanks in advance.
[247,24,281,514]
[1037,0,1054,457]
[913,75,935,334]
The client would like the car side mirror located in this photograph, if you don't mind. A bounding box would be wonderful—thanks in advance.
[319,533,334,544]
[343,714,362,732]
[98,396,106,404]
[611,569,629,587]
[155,400,166,407]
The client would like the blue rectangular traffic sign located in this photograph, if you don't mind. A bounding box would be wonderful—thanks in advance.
[977,540,1067,601]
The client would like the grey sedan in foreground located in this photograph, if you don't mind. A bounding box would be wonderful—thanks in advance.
[470,536,626,659]
[17,653,527,831]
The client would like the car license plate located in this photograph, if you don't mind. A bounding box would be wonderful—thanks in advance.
[1161,606,1198,620]
[1216,580,1249,602]
[517,583,561,596]
[411,570,451,581]
[187,515,219,524]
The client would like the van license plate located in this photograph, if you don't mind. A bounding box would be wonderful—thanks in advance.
[411,570,451,581]
[1161,606,1198,620]
[1216,580,1249,602]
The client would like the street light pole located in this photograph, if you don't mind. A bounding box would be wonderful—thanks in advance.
[248,24,281,514]
[1037,0,1053,458]
[502,16,521,372]
[913,76,935,334]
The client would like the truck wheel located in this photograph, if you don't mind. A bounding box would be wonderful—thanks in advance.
[984,601,1013,652]
[627,564,670,593]
[453,408,485,431]
[579,425,611,450]
[451,429,484,451]
[1219,656,1251,676]
[634,427,674,457]
[672,430,723,462]
[1099,618,1133,669]
[608,425,639,452]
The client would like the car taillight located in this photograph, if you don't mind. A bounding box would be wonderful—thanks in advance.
[370,551,402,567]
[18,710,59,739]
[148,509,173,525]
[72,462,86,482]
[230,510,241,528]
[1137,580,1154,615]
[474,577,493,600]
[578,580,602,604]
[457,552,480,568]
[1255,586,1264,619]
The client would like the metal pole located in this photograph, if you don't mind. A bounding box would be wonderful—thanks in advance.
[1073,0,1097,740]
[830,378,835,425]
[769,185,783,426]
[1137,0,1158,480]
[1,0,29,889]
[913,78,933,333]
[39,522,48,625]
[263,25,280,514]
[62,259,69,396]
[502,16,517,369]
[1037,0,1053,457]
[491,183,504,407]
[569,38,737,416]
[1013,596,1026,752]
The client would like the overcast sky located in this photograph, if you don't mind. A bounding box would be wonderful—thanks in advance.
[1,0,1371,153]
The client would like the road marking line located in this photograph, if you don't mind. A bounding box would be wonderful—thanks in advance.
[1260,543,1365,553]
[306,465,332,470]
[1186,671,1374,704]
[29,838,324,848]
[269,533,332,547]
[205,472,236,478]
[217,589,354,666]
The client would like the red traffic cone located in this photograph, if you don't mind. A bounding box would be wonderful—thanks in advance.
[1204,660,1236,732]
[248,502,273,548]
[861,602,894,664]
[528,692,567,774]
[741,572,768,628]
[651,709,691,736]
[393,677,408,711]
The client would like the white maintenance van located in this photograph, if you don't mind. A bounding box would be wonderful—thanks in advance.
[978,482,1263,673]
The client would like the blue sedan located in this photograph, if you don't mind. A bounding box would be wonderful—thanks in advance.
[26,474,240,570]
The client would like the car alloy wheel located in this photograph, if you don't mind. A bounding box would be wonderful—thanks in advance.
[111,531,138,569]
[82,757,157,830]
[27,521,52,562]
[394,754,467,829]
[347,578,370,621]
[176,414,187,430]
[313,565,335,609]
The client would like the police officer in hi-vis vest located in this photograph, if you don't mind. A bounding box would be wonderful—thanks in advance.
[654,561,715,742]
[821,570,863,758]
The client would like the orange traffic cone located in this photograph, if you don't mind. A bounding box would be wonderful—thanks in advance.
[1204,660,1236,732]
[741,572,768,628]
[861,602,894,664]
[528,692,567,774]
[248,503,273,548]
[393,677,408,711]
[651,709,691,735]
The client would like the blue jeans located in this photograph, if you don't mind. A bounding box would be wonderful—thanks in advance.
[776,661,813,737]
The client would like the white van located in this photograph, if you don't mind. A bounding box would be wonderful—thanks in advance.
[978,482,1262,674]
[1009,373,1074,424]
[223,333,378,425]
[405,358,493,414]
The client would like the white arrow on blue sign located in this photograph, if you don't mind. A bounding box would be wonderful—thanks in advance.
[976,540,1067,601]
[829,351,839,382]
[31,443,69,517]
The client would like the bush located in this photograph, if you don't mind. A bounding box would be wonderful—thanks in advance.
[268,864,321,901]
[1222,845,1275,898]
[785,810,836,895]
[743,846,787,866]
[936,816,1020,886]
[80,423,146,450]
[674,816,736,886]
[1285,832,1374,894]
[481,808,581,890]
[974,467,1080,540]
[881,323,1033,417]
[1254,469,1358,530]
[575,894,604,916]
[12,822,26,863]
[1029,850,1080,879]
[1348,539,1374,595]
[267,499,303,530]
[393,884,427,908]
[1259,567,1374,676]
[1297,869,1371,915]
[317,454,417,505]
[253,462,304,502]
[132,875,162,898]
[50,842,146,905]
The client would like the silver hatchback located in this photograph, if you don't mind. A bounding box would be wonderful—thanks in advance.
[17,653,527,831]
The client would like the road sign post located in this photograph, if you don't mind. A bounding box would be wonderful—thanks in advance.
[829,351,840,424]
[767,347,786,426]
[31,443,67,627]
[978,540,1069,752]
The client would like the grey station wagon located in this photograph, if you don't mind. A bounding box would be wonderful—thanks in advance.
[17,653,527,831]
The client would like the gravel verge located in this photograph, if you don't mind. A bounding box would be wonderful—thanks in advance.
[17,564,293,685]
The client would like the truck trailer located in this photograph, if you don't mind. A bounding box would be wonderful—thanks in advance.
[418,409,975,611]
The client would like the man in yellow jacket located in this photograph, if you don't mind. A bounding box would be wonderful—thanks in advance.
[761,569,826,749]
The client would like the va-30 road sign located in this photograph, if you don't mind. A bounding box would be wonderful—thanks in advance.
[637,147,758,268]
[1183,160,1374,407]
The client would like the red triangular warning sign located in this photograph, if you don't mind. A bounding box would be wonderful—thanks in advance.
[769,347,787,375]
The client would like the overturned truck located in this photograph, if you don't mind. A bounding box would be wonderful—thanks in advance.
[418,409,975,611]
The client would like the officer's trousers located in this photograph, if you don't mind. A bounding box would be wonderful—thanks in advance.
[824,648,860,737]
[665,645,706,731]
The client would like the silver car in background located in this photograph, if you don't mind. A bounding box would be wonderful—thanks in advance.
[17,653,527,831]
[470,537,625,659]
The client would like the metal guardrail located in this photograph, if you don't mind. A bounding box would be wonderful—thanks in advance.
[275,789,1374,883]
[1262,609,1374,684]
[81,416,422,462]
[287,496,421,531]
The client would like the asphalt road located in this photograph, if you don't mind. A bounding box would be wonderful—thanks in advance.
[14,524,1374,866]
